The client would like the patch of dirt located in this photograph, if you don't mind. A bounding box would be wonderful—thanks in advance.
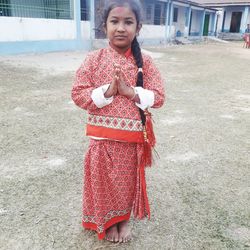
[0,42,249,250]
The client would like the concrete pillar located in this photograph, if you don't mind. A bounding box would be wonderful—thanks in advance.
[165,0,170,42]
[74,0,81,46]
[200,9,205,36]
[221,9,226,32]
[213,12,218,36]
[90,0,95,47]
[169,2,174,39]
[186,6,192,37]
[241,6,249,33]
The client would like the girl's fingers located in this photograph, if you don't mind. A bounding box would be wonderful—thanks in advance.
[114,70,121,82]
[113,64,122,84]
[114,64,121,77]
[115,68,121,77]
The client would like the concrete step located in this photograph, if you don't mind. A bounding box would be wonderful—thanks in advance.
[174,37,193,45]
[218,32,243,41]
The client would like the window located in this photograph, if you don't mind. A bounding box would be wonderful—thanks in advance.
[143,4,153,24]
[0,0,73,19]
[154,4,161,25]
[81,0,89,20]
[154,2,166,25]
[146,5,152,20]
[0,0,10,16]
[173,7,178,22]
[143,2,166,25]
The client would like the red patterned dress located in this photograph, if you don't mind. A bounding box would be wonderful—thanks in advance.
[72,45,165,239]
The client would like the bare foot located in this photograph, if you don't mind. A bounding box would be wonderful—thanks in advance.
[105,224,119,242]
[118,220,132,243]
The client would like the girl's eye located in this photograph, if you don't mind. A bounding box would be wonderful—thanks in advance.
[125,21,133,25]
[110,20,118,24]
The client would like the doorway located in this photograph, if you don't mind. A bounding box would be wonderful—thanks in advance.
[230,12,242,33]
[203,14,210,36]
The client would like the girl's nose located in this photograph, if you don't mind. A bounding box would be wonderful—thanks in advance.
[117,23,125,32]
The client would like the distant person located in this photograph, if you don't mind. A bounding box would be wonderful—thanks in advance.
[245,24,250,33]
[71,0,165,243]
[243,24,250,48]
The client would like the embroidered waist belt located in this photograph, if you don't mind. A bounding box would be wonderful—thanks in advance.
[86,114,144,143]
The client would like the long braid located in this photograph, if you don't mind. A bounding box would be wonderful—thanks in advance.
[131,37,146,125]
[131,37,143,86]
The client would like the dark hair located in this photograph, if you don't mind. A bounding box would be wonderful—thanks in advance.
[103,0,145,123]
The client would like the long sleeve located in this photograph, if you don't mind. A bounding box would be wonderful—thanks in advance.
[142,55,165,108]
[72,53,106,112]
[134,87,154,110]
[91,84,113,108]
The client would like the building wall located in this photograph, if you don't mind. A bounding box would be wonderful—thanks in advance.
[171,6,186,37]
[80,21,91,40]
[0,0,89,55]
[223,6,248,32]
[243,7,250,31]
[0,0,217,54]
[189,9,202,36]
[223,7,238,32]
[0,17,76,41]
[140,24,165,44]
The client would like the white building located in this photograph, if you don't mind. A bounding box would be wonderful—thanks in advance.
[194,0,250,34]
[0,0,217,55]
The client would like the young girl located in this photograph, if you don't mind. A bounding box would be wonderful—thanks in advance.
[72,0,165,243]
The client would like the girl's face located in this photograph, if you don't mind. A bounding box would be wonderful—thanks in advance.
[105,6,141,53]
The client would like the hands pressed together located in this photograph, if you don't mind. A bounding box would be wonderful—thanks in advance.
[104,64,139,103]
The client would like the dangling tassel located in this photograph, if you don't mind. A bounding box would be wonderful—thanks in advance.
[133,166,151,219]
[142,110,156,167]
[133,110,156,219]
[133,144,151,219]
[145,110,156,147]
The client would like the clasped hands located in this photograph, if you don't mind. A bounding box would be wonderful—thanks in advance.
[104,63,136,100]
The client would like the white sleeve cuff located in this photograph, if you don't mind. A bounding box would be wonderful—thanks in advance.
[134,87,155,110]
[91,84,114,108]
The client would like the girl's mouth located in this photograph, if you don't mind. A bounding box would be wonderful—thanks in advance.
[115,36,126,39]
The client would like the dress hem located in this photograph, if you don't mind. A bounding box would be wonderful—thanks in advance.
[82,212,131,240]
